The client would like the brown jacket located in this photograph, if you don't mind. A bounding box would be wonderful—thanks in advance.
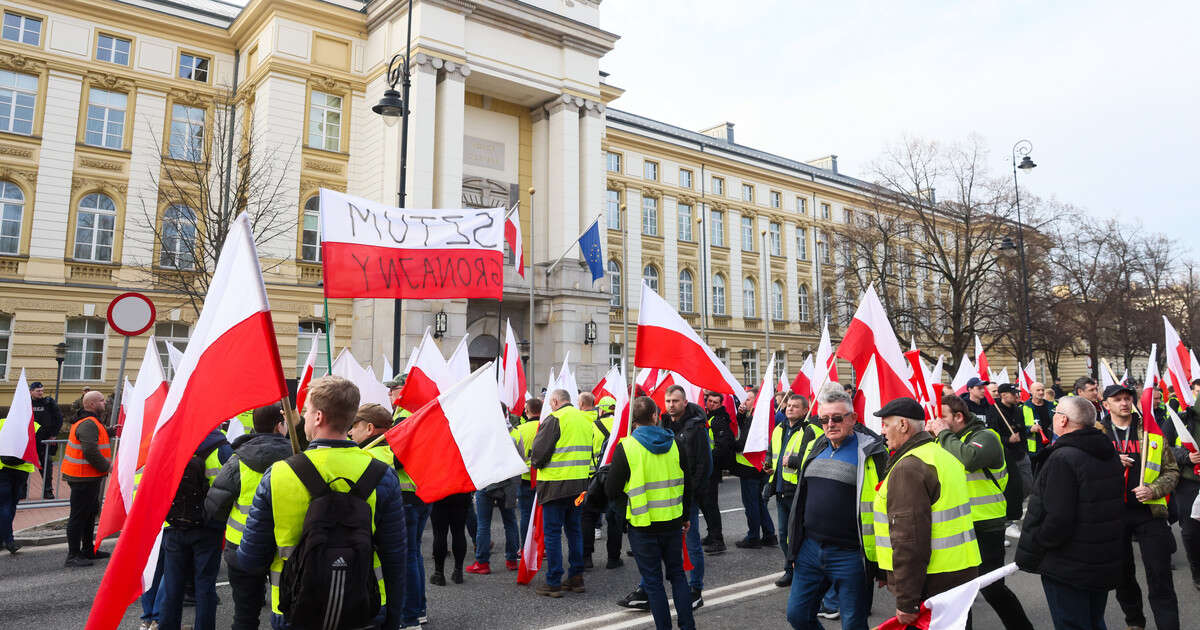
[882,431,978,613]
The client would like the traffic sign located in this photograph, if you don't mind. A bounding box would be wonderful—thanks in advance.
[106,292,155,337]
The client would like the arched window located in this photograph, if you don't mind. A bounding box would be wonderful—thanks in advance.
[0,181,23,255]
[301,196,321,262]
[712,274,726,315]
[743,277,757,318]
[608,260,621,307]
[679,269,694,312]
[160,204,197,269]
[643,264,659,294]
[74,193,116,262]
[771,281,784,320]
[798,284,810,322]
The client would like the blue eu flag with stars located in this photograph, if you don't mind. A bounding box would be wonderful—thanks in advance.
[579,219,604,282]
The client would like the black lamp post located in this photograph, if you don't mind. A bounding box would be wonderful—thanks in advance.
[740,349,753,385]
[373,0,414,374]
[53,341,67,400]
[583,321,597,345]
[433,310,448,339]
[1009,139,1037,367]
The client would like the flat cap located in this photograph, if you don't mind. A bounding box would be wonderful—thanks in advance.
[873,397,926,421]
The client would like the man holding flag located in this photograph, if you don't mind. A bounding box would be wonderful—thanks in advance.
[1167,401,1200,591]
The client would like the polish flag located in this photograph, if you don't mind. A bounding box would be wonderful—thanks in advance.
[500,320,526,412]
[517,486,544,584]
[835,286,913,406]
[671,371,704,405]
[1018,359,1036,402]
[385,364,528,503]
[994,367,1009,385]
[876,564,1018,630]
[635,282,747,401]
[904,341,938,419]
[1164,316,1195,407]
[974,335,989,381]
[649,373,677,411]
[740,356,776,470]
[0,369,39,468]
[951,354,976,395]
[447,334,472,386]
[394,331,449,413]
[1120,369,1130,386]
[1140,344,1166,487]
[815,318,839,385]
[855,355,884,433]
[381,354,393,384]
[505,208,525,278]
[791,354,815,398]
[1190,349,1200,391]
[332,349,391,409]
[295,340,320,415]
[1167,406,1200,476]
[87,214,288,630]
[597,366,631,467]
[778,370,789,396]
[635,367,662,397]
[929,355,945,394]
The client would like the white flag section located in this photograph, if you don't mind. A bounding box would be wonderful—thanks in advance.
[1164,316,1196,406]
[951,354,976,395]
[858,355,884,434]
[1191,349,1200,389]
[558,353,580,406]
[447,334,472,385]
[598,365,631,467]
[1099,359,1119,392]
[995,367,1009,385]
[332,349,392,409]
[0,368,35,462]
[928,563,1018,629]
[499,320,525,411]
[166,342,185,374]
[225,416,246,442]
[382,355,394,381]
[930,355,945,390]
[743,357,777,457]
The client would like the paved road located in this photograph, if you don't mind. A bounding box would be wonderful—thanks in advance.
[3,476,1197,629]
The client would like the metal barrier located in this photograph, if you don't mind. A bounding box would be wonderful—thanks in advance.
[17,439,71,510]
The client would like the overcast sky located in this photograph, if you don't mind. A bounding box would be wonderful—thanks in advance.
[599,0,1199,254]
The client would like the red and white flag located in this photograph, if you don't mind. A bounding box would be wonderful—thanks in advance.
[319,188,505,300]
[836,286,913,406]
[791,354,815,398]
[876,563,1018,630]
[740,357,777,471]
[447,334,472,387]
[87,214,288,630]
[1164,316,1195,407]
[635,282,747,401]
[1140,343,1167,488]
[1167,406,1200,476]
[597,366,631,467]
[500,320,526,411]
[517,486,544,584]
[1019,359,1036,402]
[385,364,527,503]
[856,355,884,433]
[505,208,525,278]
[96,379,138,550]
[815,318,839,387]
[1099,359,1119,393]
[0,369,39,468]
[973,336,996,404]
[332,348,392,409]
[1190,349,1200,391]
[295,339,320,414]
[394,331,450,413]
[951,354,976,395]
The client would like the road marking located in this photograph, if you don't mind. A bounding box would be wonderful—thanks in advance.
[719,507,744,513]
[536,572,782,630]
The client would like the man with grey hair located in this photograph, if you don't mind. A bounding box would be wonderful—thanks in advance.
[1017,395,1124,630]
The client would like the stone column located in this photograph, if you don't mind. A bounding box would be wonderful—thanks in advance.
[530,106,548,264]
[405,53,439,209]
[624,187,643,312]
[124,87,167,267]
[578,100,604,234]
[729,210,743,318]
[545,95,581,261]
[434,62,469,209]
[785,222,799,324]
[31,69,83,267]
[662,194,678,308]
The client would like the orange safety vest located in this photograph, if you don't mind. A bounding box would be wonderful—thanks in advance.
[63,416,111,478]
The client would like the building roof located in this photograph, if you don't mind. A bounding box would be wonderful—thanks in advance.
[119,0,366,28]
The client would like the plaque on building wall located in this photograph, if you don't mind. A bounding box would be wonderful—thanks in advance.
[464,136,505,171]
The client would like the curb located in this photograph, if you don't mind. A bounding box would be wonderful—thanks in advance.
[14,517,69,546]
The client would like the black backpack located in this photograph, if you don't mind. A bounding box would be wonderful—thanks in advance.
[278,453,388,630]
[166,443,220,528]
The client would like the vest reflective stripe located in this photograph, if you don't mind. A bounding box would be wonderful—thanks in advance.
[204,449,223,485]
[960,427,1008,522]
[621,436,685,527]
[873,442,981,574]
[1022,406,1037,453]
[513,420,540,481]
[769,423,821,486]
[63,417,110,478]
[226,460,263,545]
[538,408,593,482]
[268,448,387,614]
[1142,431,1167,506]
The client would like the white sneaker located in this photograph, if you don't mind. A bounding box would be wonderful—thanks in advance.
[1005,523,1021,539]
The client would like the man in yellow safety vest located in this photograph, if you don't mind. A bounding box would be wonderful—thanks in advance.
[530,389,593,597]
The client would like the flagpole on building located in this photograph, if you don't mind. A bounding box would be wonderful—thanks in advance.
[620,204,630,383]
[527,188,537,396]
[545,214,604,277]
[761,230,771,382]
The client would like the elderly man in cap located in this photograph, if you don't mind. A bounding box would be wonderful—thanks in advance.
[872,397,979,627]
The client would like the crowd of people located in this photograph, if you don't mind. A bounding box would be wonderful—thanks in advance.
[1,370,1198,630]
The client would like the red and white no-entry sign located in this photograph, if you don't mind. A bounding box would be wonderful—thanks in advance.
[107,292,156,336]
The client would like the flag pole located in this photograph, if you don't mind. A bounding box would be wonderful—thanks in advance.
[761,230,771,388]
[621,204,629,382]
[545,214,604,278]
[527,188,536,397]
[322,298,333,375]
[280,395,302,454]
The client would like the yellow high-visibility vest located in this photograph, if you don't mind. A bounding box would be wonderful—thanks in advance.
[621,436,685,527]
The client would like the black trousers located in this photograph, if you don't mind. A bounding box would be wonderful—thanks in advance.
[431,492,470,572]
[1115,512,1179,630]
[66,479,102,557]
[966,527,1033,630]
[226,558,267,630]
[1173,478,1200,583]
[698,473,722,539]
[581,503,622,559]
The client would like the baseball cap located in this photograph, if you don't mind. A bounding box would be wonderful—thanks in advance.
[383,373,407,389]
[28,381,44,389]
[997,383,1019,395]
[965,377,990,389]
[873,397,926,421]
[1102,384,1136,399]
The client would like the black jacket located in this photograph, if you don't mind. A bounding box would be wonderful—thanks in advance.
[1016,427,1125,590]
[706,405,736,471]
[662,402,712,500]
[31,396,63,445]
[205,432,294,548]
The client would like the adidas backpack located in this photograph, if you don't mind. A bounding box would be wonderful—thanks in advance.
[278,453,389,630]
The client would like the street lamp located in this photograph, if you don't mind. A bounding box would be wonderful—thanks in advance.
[1010,139,1036,368]
[583,321,598,345]
[53,341,67,400]
[373,0,414,375]
[740,349,753,385]
[433,310,448,339]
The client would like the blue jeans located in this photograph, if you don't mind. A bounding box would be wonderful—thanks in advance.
[402,502,430,626]
[739,477,775,541]
[158,527,223,630]
[141,546,166,622]
[628,529,696,630]
[776,494,793,572]
[541,497,583,587]
[475,489,520,563]
[1042,576,1108,630]
[786,537,868,630]
[685,503,704,590]
[0,468,27,545]
[518,481,534,541]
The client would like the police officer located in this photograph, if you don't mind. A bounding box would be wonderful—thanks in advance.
[605,396,695,630]
[873,397,980,626]
[62,390,111,567]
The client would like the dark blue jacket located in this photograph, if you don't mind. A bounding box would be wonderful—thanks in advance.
[236,438,407,630]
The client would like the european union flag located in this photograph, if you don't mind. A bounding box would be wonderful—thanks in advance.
[579,219,605,282]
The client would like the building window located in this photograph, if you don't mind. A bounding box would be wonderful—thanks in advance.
[1,12,40,46]
[0,314,9,378]
[96,34,131,65]
[64,318,105,381]
[677,203,693,241]
[0,181,23,254]
[796,226,807,260]
[169,104,205,161]
[606,151,621,173]
[179,53,210,82]
[798,284,810,322]
[843,207,853,223]
[154,322,189,381]
[679,269,694,312]
[641,196,658,236]
[820,203,831,219]
[160,204,197,269]
[0,70,36,135]
[768,222,781,256]
[643,265,659,294]
[819,234,831,264]
[608,260,621,307]
[712,274,727,315]
[298,321,330,378]
[712,176,724,195]
[301,196,321,262]
[606,189,621,230]
[715,348,729,370]
[771,281,784,320]
[796,197,807,214]
[308,91,342,151]
[741,216,754,251]
[744,351,759,384]
[73,193,117,262]
[609,343,622,368]
[770,191,781,208]
[643,160,658,181]
[85,88,127,149]
[743,277,757,318]
[710,210,725,247]
[742,183,754,203]
[679,169,692,189]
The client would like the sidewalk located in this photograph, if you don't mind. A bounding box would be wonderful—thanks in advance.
[14,455,73,545]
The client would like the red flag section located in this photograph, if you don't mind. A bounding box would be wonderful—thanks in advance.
[790,354,814,397]
[394,331,449,413]
[504,209,525,278]
[0,369,40,469]
[86,215,287,630]
[295,336,320,413]
[1164,316,1195,407]
[836,286,913,406]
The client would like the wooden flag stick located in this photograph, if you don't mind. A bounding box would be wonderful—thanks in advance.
[280,395,303,455]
